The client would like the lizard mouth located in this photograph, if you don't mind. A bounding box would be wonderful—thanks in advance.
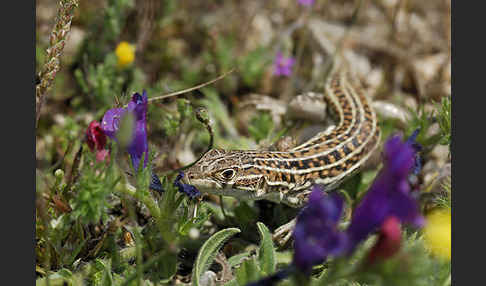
[181,171,262,200]
[182,173,223,191]
[182,176,258,199]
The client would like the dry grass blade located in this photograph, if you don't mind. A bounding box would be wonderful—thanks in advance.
[146,68,236,104]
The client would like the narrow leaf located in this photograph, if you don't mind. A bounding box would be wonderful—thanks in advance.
[192,228,241,286]
[223,278,239,286]
[235,257,261,286]
[228,251,253,268]
[257,222,276,275]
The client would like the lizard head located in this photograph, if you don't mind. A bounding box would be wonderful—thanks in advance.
[183,148,266,199]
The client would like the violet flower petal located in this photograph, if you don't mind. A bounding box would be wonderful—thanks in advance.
[101,108,126,139]
[273,52,295,77]
[406,128,423,175]
[150,171,164,193]
[346,134,424,250]
[100,91,150,171]
[126,91,149,170]
[298,0,315,6]
[174,172,201,199]
[293,186,348,272]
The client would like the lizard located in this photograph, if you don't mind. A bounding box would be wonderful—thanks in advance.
[182,61,381,245]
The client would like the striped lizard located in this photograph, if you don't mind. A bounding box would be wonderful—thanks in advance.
[183,62,381,244]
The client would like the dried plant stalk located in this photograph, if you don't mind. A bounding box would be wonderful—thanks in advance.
[135,0,158,55]
[36,0,79,126]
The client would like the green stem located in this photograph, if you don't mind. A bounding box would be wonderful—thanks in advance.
[117,183,160,219]
[119,250,168,286]
[219,195,228,220]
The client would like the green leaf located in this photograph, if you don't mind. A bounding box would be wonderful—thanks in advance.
[192,228,241,286]
[275,251,293,265]
[161,112,180,137]
[235,256,262,286]
[437,96,451,147]
[178,204,212,236]
[200,87,238,138]
[238,47,268,87]
[248,112,274,143]
[256,222,276,275]
[177,98,192,115]
[223,278,240,286]
[63,239,86,267]
[158,251,178,282]
[233,202,258,230]
[36,276,69,286]
[94,258,113,286]
[228,251,253,268]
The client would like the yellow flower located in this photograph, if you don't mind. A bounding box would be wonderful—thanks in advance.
[423,209,451,260]
[115,42,135,68]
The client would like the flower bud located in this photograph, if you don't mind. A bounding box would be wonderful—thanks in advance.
[189,228,200,240]
[54,169,64,179]
[367,216,402,264]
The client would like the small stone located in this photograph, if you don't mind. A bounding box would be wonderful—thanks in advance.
[246,13,273,51]
[431,144,450,165]
[429,163,451,194]
[288,92,327,122]
[200,271,217,286]
[403,95,418,111]
[372,100,411,125]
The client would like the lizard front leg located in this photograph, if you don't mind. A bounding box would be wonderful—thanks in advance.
[269,92,330,247]
[273,219,296,247]
[272,190,311,247]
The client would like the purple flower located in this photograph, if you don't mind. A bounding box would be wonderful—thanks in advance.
[126,92,149,170]
[174,172,201,199]
[150,172,164,192]
[406,128,422,175]
[346,134,424,250]
[293,186,348,272]
[98,91,163,193]
[100,108,125,139]
[273,52,295,77]
[298,0,315,7]
[101,91,149,170]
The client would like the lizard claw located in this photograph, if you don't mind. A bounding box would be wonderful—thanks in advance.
[272,218,297,247]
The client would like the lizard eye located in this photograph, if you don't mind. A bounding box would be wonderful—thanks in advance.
[220,169,236,180]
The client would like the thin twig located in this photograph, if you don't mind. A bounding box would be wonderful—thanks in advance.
[194,107,214,152]
[66,145,83,198]
[146,68,235,104]
[171,107,215,174]
[135,0,157,56]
